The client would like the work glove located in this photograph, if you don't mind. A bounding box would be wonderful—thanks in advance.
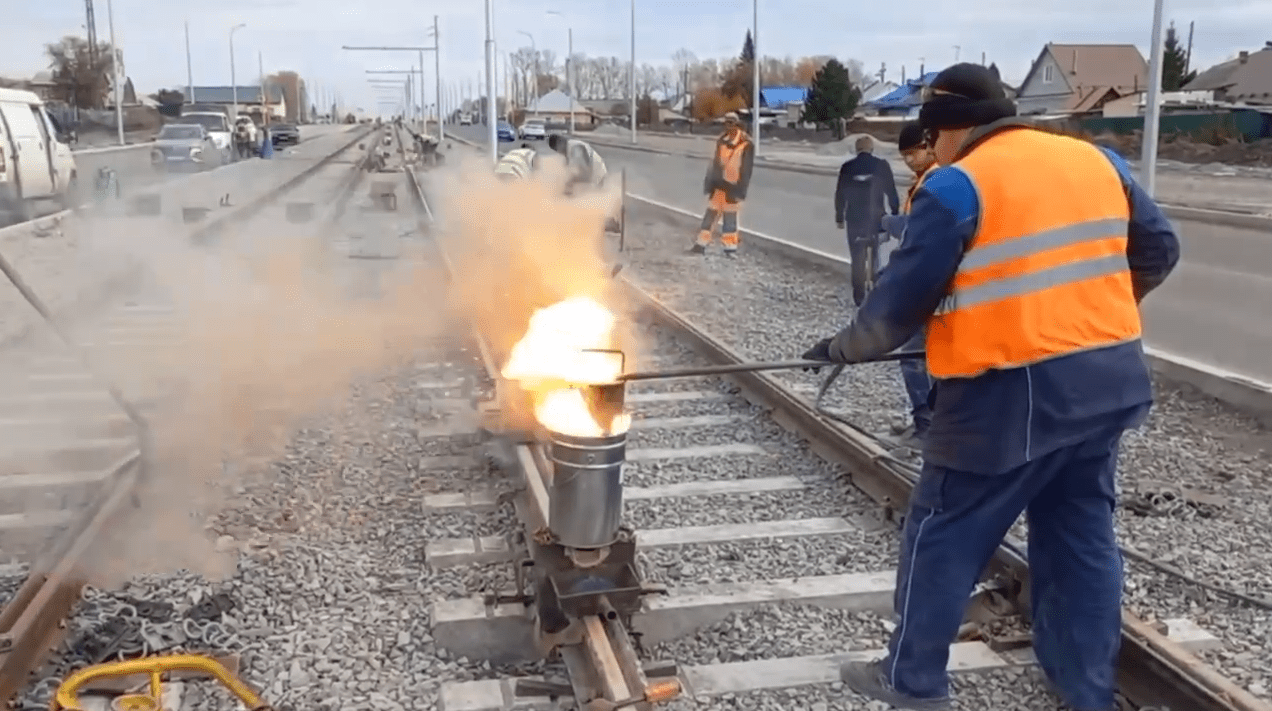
[801,338,834,373]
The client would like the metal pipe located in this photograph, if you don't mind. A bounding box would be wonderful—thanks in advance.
[618,352,924,382]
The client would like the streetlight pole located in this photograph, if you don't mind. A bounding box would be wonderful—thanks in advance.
[432,16,443,140]
[1140,0,1167,197]
[185,20,195,103]
[259,50,269,126]
[629,0,636,144]
[954,45,961,63]
[485,0,497,163]
[105,0,123,145]
[230,23,246,119]
[751,0,759,146]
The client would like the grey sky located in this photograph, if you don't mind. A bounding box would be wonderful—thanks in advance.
[4,0,1267,113]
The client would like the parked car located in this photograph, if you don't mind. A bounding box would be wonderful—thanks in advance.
[0,87,79,224]
[270,123,301,147]
[519,118,547,140]
[150,124,218,172]
[177,111,233,163]
[496,120,516,142]
[459,112,473,126]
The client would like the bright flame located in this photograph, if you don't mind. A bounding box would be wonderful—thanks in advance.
[502,296,630,437]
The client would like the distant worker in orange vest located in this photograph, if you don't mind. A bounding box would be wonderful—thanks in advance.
[800,64,1180,711]
[690,111,755,258]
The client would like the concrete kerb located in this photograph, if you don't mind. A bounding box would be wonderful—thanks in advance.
[627,193,1272,426]
[590,138,1272,232]
[73,142,155,157]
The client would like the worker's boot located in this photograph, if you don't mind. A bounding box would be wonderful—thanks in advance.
[687,243,707,255]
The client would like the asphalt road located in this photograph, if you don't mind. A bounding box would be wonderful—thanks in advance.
[450,125,1272,384]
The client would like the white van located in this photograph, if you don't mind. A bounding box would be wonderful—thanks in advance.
[0,88,78,223]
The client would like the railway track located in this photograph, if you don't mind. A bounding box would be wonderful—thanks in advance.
[0,124,377,704]
[0,128,1266,711]
[426,135,1272,711]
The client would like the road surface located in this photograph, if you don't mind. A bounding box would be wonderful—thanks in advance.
[451,124,1272,385]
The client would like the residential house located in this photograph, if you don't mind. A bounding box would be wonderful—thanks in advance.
[185,85,286,121]
[860,79,899,104]
[863,72,941,117]
[1184,43,1272,105]
[526,89,598,126]
[1015,43,1147,115]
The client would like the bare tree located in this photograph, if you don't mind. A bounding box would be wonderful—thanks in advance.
[671,48,697,99]
[46,35,116,108]
[637,63,659,98]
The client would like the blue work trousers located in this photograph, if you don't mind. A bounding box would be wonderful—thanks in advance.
[897,329,932,435]
[846,232,882,307]
[882,428,1125,711]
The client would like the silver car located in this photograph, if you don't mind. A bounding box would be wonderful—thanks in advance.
[519,118,547,140]
[151,124,219,172]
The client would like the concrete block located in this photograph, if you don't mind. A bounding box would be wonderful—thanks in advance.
[432,597,537,664]
[1164,617,1224,653]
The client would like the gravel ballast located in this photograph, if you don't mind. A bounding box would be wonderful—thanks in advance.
[620,203,1272,700]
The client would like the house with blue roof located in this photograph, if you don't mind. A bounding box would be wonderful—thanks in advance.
[863,72,941,117]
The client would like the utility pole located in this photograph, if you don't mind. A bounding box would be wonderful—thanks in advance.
[1184,20,1195,75]
[629,0,636,144]
[751,0,760,146]
[1140,0,1167,196]
[433,16,443,140]
[185,20,195,103]
[104,0,123,144]
[259,51,269,125]
[954,45,961,63]
[485,0,497,164]
[85,0,99,66]
[230,23,246,119]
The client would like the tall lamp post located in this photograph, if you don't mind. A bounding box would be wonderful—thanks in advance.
[484,0,497,164]
[629,0,636,144]
[751,0,759,146]
[230,23,246,119]
[546,10,573,133]
[105,0,123,144]
[1140,0,1167,197]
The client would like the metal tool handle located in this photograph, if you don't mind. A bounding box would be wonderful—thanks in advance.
[617,351,924,383]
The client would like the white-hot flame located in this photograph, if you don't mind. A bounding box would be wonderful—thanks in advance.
[502,296,630,437]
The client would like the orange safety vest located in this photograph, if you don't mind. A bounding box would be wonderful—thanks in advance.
[715,133,750,183]
[926,127,1141,379]
[903,167,931,213]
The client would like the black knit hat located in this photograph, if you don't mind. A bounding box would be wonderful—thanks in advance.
[919,63,1016,132]
[897,122,926,152]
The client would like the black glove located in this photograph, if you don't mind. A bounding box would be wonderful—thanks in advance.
[801,338,834,373]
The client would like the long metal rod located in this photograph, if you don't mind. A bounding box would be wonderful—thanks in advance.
[1140,0,1167,197]
[618,352,924,382]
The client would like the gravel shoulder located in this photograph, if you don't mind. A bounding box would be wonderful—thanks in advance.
[619,202,1272,701]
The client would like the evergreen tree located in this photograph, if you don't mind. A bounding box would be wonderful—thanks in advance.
[801,59,859,125]
[740,31,755,63]
[1162,22,1197,90]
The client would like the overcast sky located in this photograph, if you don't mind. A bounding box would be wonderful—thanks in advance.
[4,0,1268,113]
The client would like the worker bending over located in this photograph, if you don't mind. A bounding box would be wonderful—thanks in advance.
[690,112,754,257]
[834,135,899,306]
[548,134,609,192]
[802,64,1179,711]
[880,122,937,448]
[494,144,538,181]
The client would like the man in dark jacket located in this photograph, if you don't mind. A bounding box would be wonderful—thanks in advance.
[835,136,900,305]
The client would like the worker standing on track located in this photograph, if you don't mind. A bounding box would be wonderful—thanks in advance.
[494,144,538,181]
[548,134,609,192]
[801,64,1180,711]
[880,122,938,449]
[835,135,900,306]
[690,112,754,258]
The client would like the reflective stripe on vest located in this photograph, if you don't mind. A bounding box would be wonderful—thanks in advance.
[715,135,749,183]
[926,128,1141,379]
[495,149,535,178]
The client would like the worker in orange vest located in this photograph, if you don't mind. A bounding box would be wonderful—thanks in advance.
[801,64,1180,710]
[690,112,755,258]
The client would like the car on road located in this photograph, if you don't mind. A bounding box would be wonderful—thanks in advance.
[459,112,473,126]
[496,120,516,142]
[177,111,233,163]
[270,123,301,147]
[0,87,79,223]
[519,118,547,140]
[150,124,218,172]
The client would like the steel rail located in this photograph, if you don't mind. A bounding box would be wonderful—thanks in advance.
[0,125,378,705]
[426,134,1272,711]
